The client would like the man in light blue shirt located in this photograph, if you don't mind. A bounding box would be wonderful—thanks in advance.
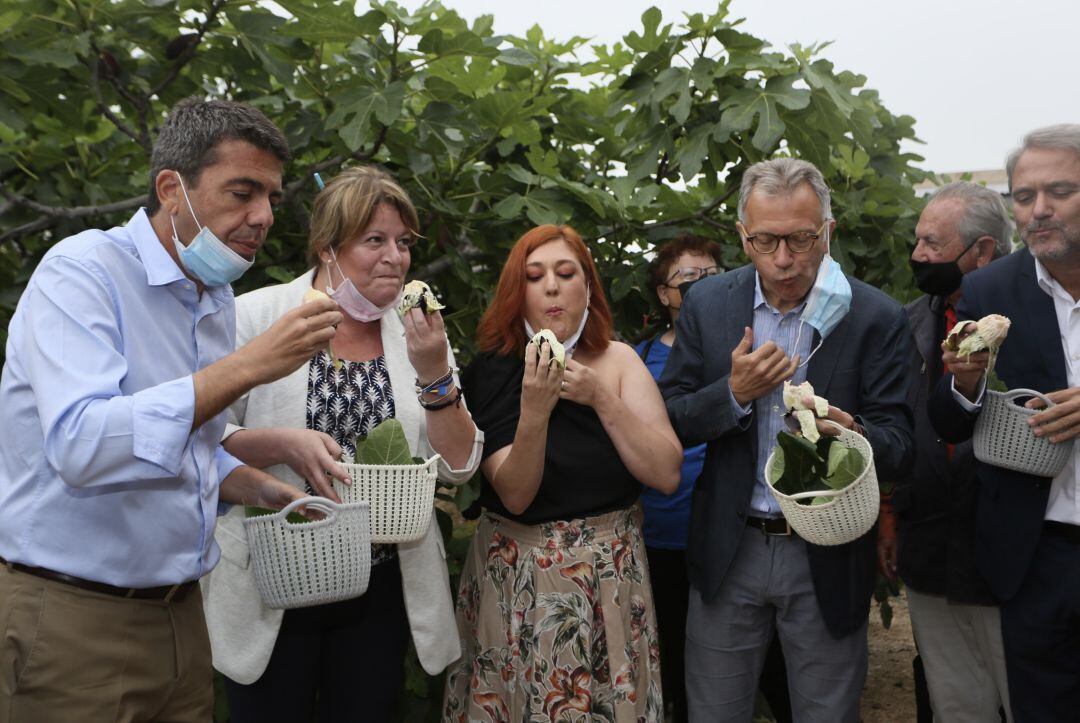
[0,97,342,722]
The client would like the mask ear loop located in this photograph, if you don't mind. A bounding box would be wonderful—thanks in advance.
[793,319,824,369]
[324,246,347,293]
[792,223,832,369]
[565,283,592,358]
[174,172,204,230]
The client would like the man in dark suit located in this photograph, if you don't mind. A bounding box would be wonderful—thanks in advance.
[880,181,1013,720]
[660,157,913,721]
[929,124,1080,722]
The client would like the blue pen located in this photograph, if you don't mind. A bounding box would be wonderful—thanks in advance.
[313,172,325,190]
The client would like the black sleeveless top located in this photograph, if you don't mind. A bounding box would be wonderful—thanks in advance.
[462,351,640,524]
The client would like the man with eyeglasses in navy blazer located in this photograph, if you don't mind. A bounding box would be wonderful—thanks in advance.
[660,157,913,722]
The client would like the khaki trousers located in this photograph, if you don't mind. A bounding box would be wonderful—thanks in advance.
[907,587,1012,723]
[0,562,213,723]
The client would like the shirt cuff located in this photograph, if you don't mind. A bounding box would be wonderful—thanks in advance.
[436,428,485,485]
[950,376,985,412]
[214,447,245,516]
[215,445,245,484]
[728,383,752,429]
[131,376,196,476]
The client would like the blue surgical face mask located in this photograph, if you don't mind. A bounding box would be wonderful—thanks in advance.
[794,227,851,366]
[169,173,254,287]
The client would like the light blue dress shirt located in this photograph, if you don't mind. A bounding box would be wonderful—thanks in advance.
[730,274,812,516]
[0,209,244,587]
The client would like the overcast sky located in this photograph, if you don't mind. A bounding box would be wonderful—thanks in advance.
[437,0,1077,173]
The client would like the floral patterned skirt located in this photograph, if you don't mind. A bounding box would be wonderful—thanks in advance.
[442,506,663,723]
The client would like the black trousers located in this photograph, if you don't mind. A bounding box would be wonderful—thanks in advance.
[646,545,690,722]
[224,560,410,723]
[1000,525,1080,723]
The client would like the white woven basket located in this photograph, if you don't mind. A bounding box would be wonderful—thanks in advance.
[333,455,440,544]
[765,425,880,546]
[973,389,1074,478]
[244,497,372,610]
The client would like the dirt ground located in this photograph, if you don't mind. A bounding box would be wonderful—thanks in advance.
[862,592,919,722]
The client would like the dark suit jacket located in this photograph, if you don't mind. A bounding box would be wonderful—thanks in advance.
[894,295,993,604]
[928,248,1068,602]
[660,264,914,638]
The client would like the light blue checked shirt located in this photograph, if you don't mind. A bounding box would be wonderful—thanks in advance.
[729,274,813,516]
[0,209,243,587]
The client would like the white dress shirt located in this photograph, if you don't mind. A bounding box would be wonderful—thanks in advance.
[1034,259,1080,524]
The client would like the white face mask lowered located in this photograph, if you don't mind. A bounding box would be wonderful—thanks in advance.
[523,285,592,361]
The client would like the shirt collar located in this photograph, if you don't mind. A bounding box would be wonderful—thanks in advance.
[127,208,187,288]
[125,209,235,305]
[753,271,807,315]
[1032,256,1078,307]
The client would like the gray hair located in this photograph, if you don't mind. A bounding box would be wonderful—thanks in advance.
[927,181,1014,258]
[147,96,290,214]
[1005,123,1080,192]
[737,158,832,223]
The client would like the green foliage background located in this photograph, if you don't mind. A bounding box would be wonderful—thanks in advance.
[0,0,927,718]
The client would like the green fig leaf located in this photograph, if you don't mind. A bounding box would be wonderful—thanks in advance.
[825,443,864,490]
[358,418,414,465]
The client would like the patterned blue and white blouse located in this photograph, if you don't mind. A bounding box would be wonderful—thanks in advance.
[306,349,397,566]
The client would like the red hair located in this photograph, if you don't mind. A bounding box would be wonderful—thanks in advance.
[477,225,614,357]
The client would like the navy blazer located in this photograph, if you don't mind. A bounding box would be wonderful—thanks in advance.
[928,248,1068,602]
[660,264,914,638]
[894,295,992,604]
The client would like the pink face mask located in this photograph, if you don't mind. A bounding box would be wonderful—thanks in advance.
[323,247,401,323]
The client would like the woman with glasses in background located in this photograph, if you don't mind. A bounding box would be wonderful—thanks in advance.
[635,235,722,722]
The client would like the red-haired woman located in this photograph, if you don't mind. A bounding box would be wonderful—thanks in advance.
[443,225,683,720]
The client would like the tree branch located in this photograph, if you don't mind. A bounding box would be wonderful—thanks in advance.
[87,58,148,153]
[0,217,52,247]
[414,242,483,280]
[645,183,739,229]
[150,0,227,99]
[282,125,390,203]
[0,185,144,220]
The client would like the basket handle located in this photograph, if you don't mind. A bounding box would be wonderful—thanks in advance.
[336,453,442,467]
[276,495,337,524]
[999,388,1055,408]
[786,487,844,502]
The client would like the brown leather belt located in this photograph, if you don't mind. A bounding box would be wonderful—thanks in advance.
[745,515,794,536]
[1,557,196,602]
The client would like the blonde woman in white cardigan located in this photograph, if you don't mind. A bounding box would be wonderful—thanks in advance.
[200,166,482,722]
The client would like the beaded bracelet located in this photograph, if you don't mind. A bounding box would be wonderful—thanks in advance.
[420,386,463,411]
[415,367,455,396]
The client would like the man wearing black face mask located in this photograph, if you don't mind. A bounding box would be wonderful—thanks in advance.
[880,181,1013,721]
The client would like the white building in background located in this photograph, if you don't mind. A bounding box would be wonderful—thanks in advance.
[915,169,1008,197]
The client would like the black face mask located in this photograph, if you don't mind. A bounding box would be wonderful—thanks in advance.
[909,240,977,297]
[676,278,699,299]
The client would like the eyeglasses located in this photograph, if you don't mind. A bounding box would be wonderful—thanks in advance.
[665,265,721,286]
[741,222,826,254]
